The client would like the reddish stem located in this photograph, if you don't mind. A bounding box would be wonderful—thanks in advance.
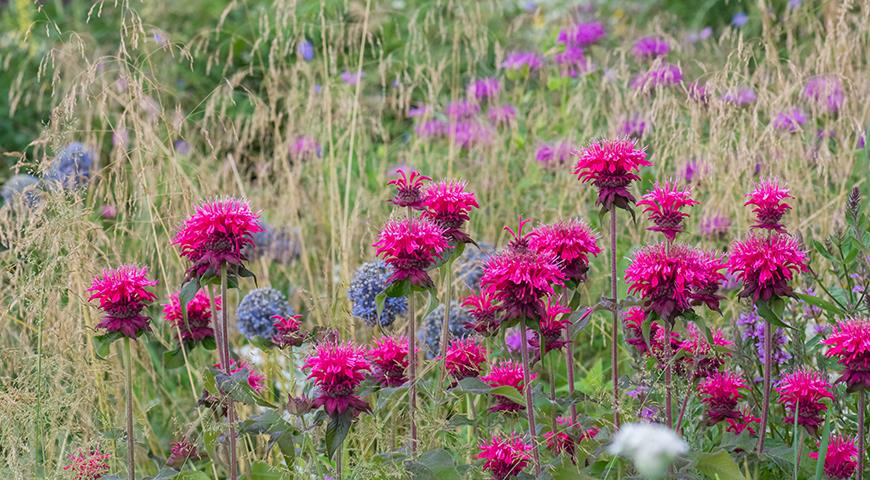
[519,324,541,475]
[757,319,773,454]
[609,208,621,429]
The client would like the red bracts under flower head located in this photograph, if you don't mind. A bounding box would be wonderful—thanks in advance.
[698,371,747,424]
[809,435,858,480]
[538,297,572,353]
[462,290,503,336]
[481,220,566,321]
[623,307,653,354]
[822,317,870,392]
[679,322,733,378]
[573,138,651,210]
[163,289,218,343]
[373,217,449,288]
[725,410,761,437]
[503,216,533,252]
[444,337,487,380]
[625,244,725,322]
[775,370,835,435]
[368,336,410,387]
[478,433,533,480]
[637,181,699,241]
[421,180,479,243]
[88,264,158,338]
[528,220,602,282]
[214,358,265,393]
[63,448,111,480]
[304,341,371,416]
[173,198,262,279]
[745,179,792,232]
[388,168,431,209]
[481,360,535,413]
[623,306,684,370]
[544,417,599,460]
[727,233,807,302]
[271,314,305,348]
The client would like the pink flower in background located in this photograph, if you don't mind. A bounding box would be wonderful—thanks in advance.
[215,359,265,393]
[88,264,158,338]
[487,104,517,127]
[623,307,654,355]
[462,290,502,336]
[822,317,870,392]
[421,180,479,243]
[368,336,410,387]
[803,75,844,113]
[698,371,746,423]
[554,47,591,77]
[373,217,448,287]
[340,70,363,85]
[637,181,698,241]
[544,417,600,459]
[481,360,533,412]
[500,51,543,72]
[744,179,792,232]
[445,100,481,119]
[271,314,305,348]
[535,142,574,170]
[408,105,430,118]
[478,433,533,479]
[688,81,710,104]
[775,370,834,435]
[63,449,111,480]
[771,108,807,133]
[100,204,118,220]
[528,219,601,282]
[444,337,487,380]
[809,435,858,479]
[558,21,606,47]
[574,138,651,210]
[304,341,371,416]
[415,119,449,138]
[633,36,670,59]
[448,120,495,149]
[289,136,321,161]
[725,410,761,436]
[727,233,807,301]
[163,289,218,343]
[388,168,431,209]
[630,63,683,91]
[173,198,263,278]
[618,116,648,139]
[468,77,501,101]
[722,87,757,106]
[700,215,731,240]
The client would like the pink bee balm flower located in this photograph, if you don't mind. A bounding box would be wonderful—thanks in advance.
[368,336,410,387]
[554,47,591,78]
[727,233,807,301]
[271,314,305,348]
[481,360,534,413]
[679,322,733,378]
[289,135,321,162]
[444,100,481,119]
[725,410,761,436]
[444,337,487,380]
[637,181,699,241]
[487,104,517,127]
[633,36,670,60]
[167,439,204,468]
[772,108,807,133]
[558,22,606,47]
[573,138,651,210]
[387,168,431,209]
[528,220,602,282]
[480,220,566,321]
[744,179,792,232]
[163,289,218,343]
[698,371,747,423]
[822,317,870,392]
[808,435,858,480]
[623,307,653,355]
[803,75,844,114]
[543,417,599,459]
[373,217,449,288]
[305,341,371,416]
[63,448,111,480]
[478,433,533,479]
[775,370,835,435]
[462,290,502,336]
[468,77,501,101]
[215,358,265,393]
[88,264,158,338]
[537,298,572,353]
[421,180,479,243]
[173,198,263,279]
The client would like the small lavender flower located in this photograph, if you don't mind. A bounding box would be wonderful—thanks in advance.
[408,105,430,118]
[44,142,94,189]
[415,119,448,139]
[772,108,807,133]
[535,141,574,169]
[640,406,660,421]
[448,120,493,149]
[499,51,543,72]
[468,77,501,101]
[732,12,749,28]
[455,243,494,290]
[348,260,408,327]
[174,139,191,156]
[236,288,294,340]
[737,309,791,365]
[505,327,536,355]
[340,70,363,85]
[297,39,315,62]
[444,100,480,119]
[799,287,823,318]
[680,160,700,183]
[1,174,40,207]
[632,36,670,60]
[618,116,647,139]
[487,104,517,127]
[421,301,473,358]
[722,87,757,106]
[554,47,591,78]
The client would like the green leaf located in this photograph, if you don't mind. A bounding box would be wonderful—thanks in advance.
[244,461,287,480]
[179,279,200,309]
[404,448,461,480]
[489,385,525,406]
[162,347,185,369]
[174,472,210,480]
[794,293,844,316]
[814,401,834,480]
[325,411,353,459]
[455,376,491,395]
[93,331,122,360]
[145,468,180,480]
[694,449,746,480]
[756,299,794,331]
[201,336,217,350]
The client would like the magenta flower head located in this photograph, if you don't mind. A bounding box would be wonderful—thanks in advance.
[803,75,844,114]
[445,100,481,120]
[537,297,572,353]
[698,371,747,424]
[487,104,517,128]
[421,180,479,243]
[444,337,487,381]
[215,358,265,393]
[822,317,870,392]
[304,341,371,416]
[679,322,733,378]
[478,433,533,479]
[480,219,566,321]
[726,410,761,436]
[558,21,606,47]
[772,108,807,133]
[809,435,858,479]
[468,77,501,101]
[727,233,807,301]
[63,448,111,480]
[535,142,574,170]
[481,360,534,413]
[499,51,543,72]
[573,138,651,211]
[373,217,449,288]
[554,47,591,78]
[167,439,204,468]
[88,264,158,338]
[744,179,792,232]
[637,181,699,241]
[271,314,305,348]
[623,307,653,355]
[633,36,670,60]
[462,290,503,336]
[775,369,835,435]
[173,198,263,279]
[528,219,601,283]
[368,335,410,387]
[163,289,218,343]
[387,168,431,209]
[630,63,683,91]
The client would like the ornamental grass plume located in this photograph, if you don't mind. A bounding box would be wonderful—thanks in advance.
[481,360,533,413]
[744,179,792,232]
[387,168,430,209]
[304,341,371,417]
[163,289,217,343]
[727,233,808,302]
[573,138,650,211]
[462,290,503,336]
[775,370,835,435]
[698,371,747,424]
[271,314,305,348]
[421,180,479,243]
[88,264,158,338]
[478,433,533,480]
[172,197,263,279]
[809,435,859,480]
[63,448,111,480]
[637,181,698,242]
[528,219,601,283]
[373,217,449,288]
[368,336,410,387]
[444,337,487,381]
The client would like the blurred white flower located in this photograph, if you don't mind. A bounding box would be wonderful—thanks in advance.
[608,423,688,479]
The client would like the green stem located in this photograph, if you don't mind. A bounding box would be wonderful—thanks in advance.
[220,267,239,480]
[757,319,772,454]
[406,206,418,455]
[793,400,801,480]
[124,338,135,480]
[609,207,620,429]
[519,323,541,475]
[440,266,453,384]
